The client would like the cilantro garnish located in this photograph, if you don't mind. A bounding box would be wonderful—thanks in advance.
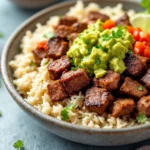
[0,111,2,117]
[67,36,71,41]
[136,113,148,123]
[127,50,133,55]
[44,61,49,65]
[102,33,112,41]
[71,67,77,71]
[43,32,55,39]
[70,59,74,65]
[95,58,101,65]
[137,86,143,91]
[0,32,3,38]
[61,104,75,120]
[96,45,108,52]
[13,140,24,150]
[141,0,150,13]
[30,61,37,66]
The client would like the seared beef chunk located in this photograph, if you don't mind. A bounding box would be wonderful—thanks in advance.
[93,70,120,91]
[88,11,109,22]
[72,22,88,33]
[141,69,150,88]
[137,96,150,116]
[116,13,130,26]
[48,56,71,80]
[61,68,90,95]
[47,80,68,101]
[47,37,68,59]
[111,98,135,117]
[55,25,75,38]
[85,87,114,115]
[59,16,78,26]
[124,54,145,77]
[136,55,149,66]
[120,77,148,99]
[69,33,79,46]
[33,49,47,66]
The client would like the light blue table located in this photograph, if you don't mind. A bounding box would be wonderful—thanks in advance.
[0,0,150,150]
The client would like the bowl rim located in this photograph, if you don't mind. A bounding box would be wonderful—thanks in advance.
[1,0,150,134]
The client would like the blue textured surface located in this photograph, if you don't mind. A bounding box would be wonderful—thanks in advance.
[1,0,150,150]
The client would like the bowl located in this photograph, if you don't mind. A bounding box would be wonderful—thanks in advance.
[9,0,62,9]
[1,0,149,146]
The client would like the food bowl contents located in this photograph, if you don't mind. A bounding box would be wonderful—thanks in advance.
[9,1,150,129]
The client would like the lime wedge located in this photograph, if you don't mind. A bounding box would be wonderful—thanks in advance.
[130,13,150,33]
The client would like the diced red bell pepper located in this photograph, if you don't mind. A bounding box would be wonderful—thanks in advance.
[102,20,116,30]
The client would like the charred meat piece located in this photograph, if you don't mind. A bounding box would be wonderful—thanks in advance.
[59,16,78,26]
[137,96,150,116]
[68,33,79,47]
[88,11,109,22]
[47,80,68,101]
[72,22,88,33]
[111,98,135,117]
[33,49,47,66]
[85,87,114,115]
[120,77,148,99]
[116,13,130,26]
[141,69,150,88]
[46,37,68,59]
[124,54,145,77]
[93,70,120,91]
[55,25,75,38]
[48,56,71,80]
[136,54,149,66]
[61,68,90,95]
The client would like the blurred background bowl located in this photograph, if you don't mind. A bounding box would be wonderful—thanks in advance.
[9,0,63,9]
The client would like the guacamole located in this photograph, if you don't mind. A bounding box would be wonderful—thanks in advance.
[67,20,134,78]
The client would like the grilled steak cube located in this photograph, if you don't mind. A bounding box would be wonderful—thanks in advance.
[137,96,150,116]
[93,70,120,91]
[47,37,68,59]
[55,25,75,38]
[47,80,68,101]
[124,54,145,77]
[120,77,148,99]
[68,33,78,47]
[141,69,150,88]
[88,11,109,22]
[136,54,149,66]
[48,56,71,80]
[59,16,78,26]
[85,87,114,115]
[72,22,88,33]
[116,13,130,26]
[33,49,47,66]
[61,68,90,95]
[111,98,135,117]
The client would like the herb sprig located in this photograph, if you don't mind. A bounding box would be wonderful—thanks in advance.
[13,140,24,150]
[136,113,148,123]
[141,0,150,14]
[43,32,55,39]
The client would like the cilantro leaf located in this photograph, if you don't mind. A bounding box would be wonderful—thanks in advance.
[61,104,75,120]
[67,36,71,41]
[127,50,133,55]
[141,0,150,13]
[44,61,49,65]
[137,86,143,91]
[43,32,55,39]
[13,140,24,150]
[136,113,148,123]
[30,61,37,67]
[0,32,3,38]
[102,34,112,41]
[95,58,101,65]
[96,45,108,52]
[71,67,77,71]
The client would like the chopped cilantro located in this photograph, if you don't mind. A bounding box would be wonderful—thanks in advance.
[67,36,71,41]
[30,61,37,67]
[137,86,143,91]
[13,140,24,150]
[70,59,74,65]
[61,104,75,120]
[102,33,112,41]
[44,61,49,65]
[0,32,3,38]
[0,111,2,117]
[141,0,150,13]
[43,32,55,39]
[96,45,108,52]
[136,113,148,123]
[128,50,133,55]
[71,67,77,71]
[95,58,101,65]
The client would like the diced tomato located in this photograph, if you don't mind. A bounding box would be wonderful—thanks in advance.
[146,33,150,43]
[143,47,150,58]
[37,40,48,50]
[127,26,134,35]
[133,28,142,41]
[139,31,148,42]
[134,41,146,55]
[102,20,116,30]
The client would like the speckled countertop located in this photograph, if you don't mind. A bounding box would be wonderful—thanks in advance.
[0,0,150,150]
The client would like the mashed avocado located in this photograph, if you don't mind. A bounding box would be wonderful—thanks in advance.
[67,20,134,78]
